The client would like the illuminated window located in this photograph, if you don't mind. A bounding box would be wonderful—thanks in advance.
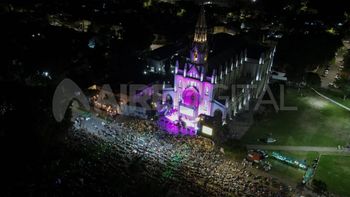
[178,80,182,88]
[194,51,198,62]
[205,86,209,95]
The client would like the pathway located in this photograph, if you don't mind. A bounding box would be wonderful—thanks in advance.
[319,46,345,88]
[311,87,350,111]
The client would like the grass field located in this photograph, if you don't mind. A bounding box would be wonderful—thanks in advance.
[224,148,350,196]
[316,88,350,108]
[238,88,350,196]
[315,155,350,197]
[241,88,350,146]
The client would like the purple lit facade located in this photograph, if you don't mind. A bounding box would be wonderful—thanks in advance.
[160,8,276,135]
[161,8,226,133]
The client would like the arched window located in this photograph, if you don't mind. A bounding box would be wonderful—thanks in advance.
[205,86,209,95]
[194,51,198,62]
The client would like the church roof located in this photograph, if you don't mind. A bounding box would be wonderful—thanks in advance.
[147,43,185,60]
[207,33,270,72]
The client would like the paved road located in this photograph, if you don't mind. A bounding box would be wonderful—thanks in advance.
[246,144,350,155]
[319,48,344,88]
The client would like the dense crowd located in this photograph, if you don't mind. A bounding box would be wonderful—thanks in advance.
[66,114,292,196]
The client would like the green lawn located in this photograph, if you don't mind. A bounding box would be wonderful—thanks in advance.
[238,88,350,195]
[315,155,350,197]
[241,88,350,146]
[316,88,350,108]
[269,159,304,183]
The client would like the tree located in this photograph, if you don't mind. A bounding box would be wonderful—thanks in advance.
[305,72,321,87]
[335,77,350,100]
[276,33,342,81]
[342,51,350,72]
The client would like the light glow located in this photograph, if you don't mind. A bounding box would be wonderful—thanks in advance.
[202,126,213,136]
[180,105,194,117]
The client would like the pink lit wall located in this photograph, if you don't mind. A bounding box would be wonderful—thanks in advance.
[174,68,214,120]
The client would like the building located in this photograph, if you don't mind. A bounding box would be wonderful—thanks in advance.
[145,43,185,75]
[90,85,155,119]
[160,8,276,135]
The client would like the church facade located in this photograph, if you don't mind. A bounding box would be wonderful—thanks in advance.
[161,8,276,134]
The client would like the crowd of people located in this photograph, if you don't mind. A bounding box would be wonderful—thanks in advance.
[67,113,292,196]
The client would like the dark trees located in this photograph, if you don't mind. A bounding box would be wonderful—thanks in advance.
[276,33,342,81]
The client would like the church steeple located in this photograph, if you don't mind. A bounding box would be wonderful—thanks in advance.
[190,7,208,67]
[194,7,207,43]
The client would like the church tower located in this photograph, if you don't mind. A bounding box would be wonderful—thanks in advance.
[190,7,208,69]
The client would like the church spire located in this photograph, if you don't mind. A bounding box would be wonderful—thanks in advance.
[190,6,208,66]
[194,7,207,43]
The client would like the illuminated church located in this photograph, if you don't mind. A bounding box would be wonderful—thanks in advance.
[161,8,276,135]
